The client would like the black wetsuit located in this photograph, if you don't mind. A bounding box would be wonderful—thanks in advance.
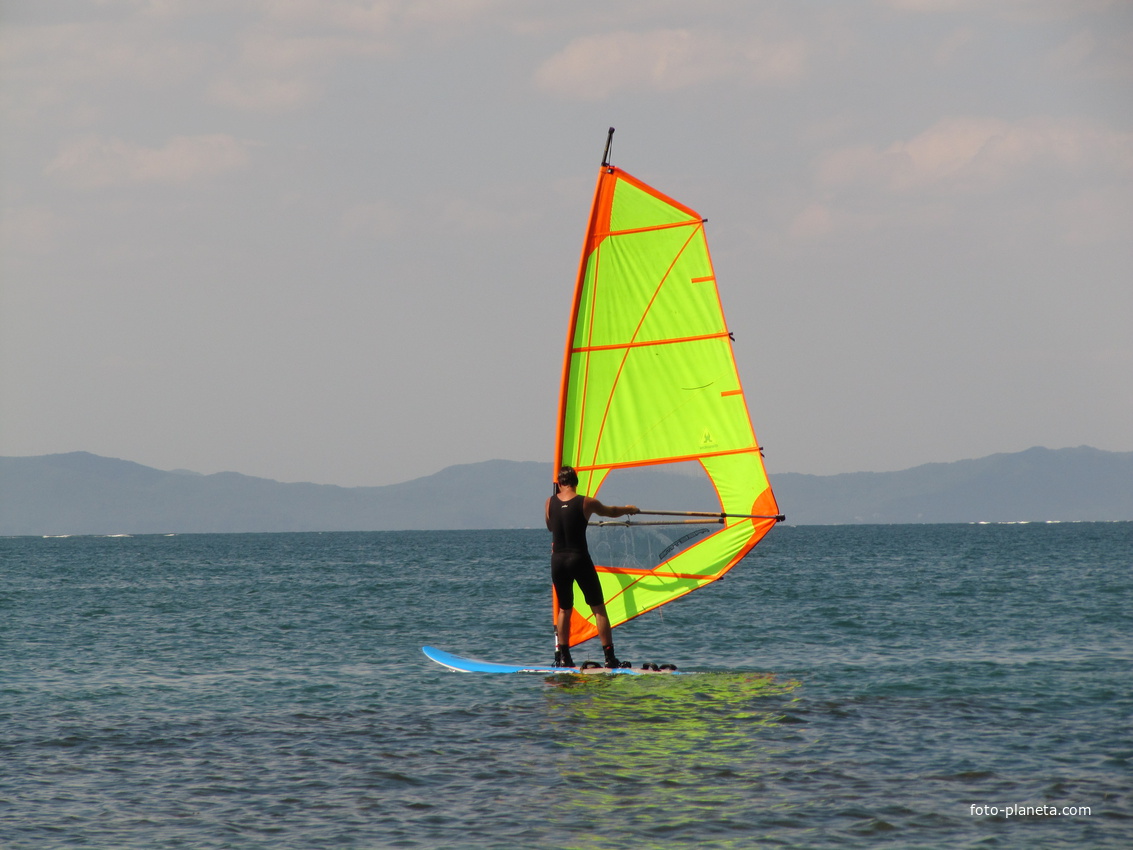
[548,494,604,609]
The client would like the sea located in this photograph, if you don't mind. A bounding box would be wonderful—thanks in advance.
[1,523,1130,849]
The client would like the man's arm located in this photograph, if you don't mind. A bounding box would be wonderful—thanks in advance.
[584,497,639,519]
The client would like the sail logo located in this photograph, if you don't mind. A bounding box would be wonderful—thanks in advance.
[700,429,718,449]
[659,526,712,562]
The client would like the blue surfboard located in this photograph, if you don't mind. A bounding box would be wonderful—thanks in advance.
[422,645,678,675]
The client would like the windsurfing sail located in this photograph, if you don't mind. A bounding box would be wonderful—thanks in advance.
[553,128,783,646]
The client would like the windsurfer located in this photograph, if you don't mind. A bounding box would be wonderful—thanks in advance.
[545,465,639,668]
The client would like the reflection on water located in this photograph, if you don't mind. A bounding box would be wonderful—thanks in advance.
[538,673,805,849]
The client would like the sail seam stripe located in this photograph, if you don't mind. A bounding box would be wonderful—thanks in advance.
[571,446,761,472]
[597,219,701,238]
[571,331,730,353]
[597,566,712,581]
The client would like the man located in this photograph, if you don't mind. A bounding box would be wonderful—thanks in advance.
[545,465,639,668]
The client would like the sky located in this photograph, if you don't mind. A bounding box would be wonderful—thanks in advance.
[2,0,1131,488]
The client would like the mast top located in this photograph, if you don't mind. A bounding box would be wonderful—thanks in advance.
[601,127,615,167]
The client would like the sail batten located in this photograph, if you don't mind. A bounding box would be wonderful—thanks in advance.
[571,331,733,354]
[569,446,764,473]
[553,151,781,646]
[596,219,702,238]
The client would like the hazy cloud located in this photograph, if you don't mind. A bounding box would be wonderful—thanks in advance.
[47,134,253,189]
[788,115,1133,244]
[1047,26,1133,80]
[340,200,404,241]
[882,0,1115,19]
[3,0,493,120]
[1057,184,1133,245]
[0,18,208,126]
[204,11,400,112]
[816,116,1133,194]
[0,206,66,255]
[439,196,532,235]
[535,28,808,100]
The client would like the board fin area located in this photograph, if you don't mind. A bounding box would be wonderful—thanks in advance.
[421,646,679,675]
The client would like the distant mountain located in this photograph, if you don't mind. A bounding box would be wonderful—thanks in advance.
[771,446,1133,524]
[1,446,1129,536]
[0,453,548,536]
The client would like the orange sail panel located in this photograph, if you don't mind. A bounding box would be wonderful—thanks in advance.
[553,162,781,646]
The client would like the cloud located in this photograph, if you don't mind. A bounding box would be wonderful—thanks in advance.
[1058,184,1133,245]
[0,17,209,127]
[786,115,1133,244]
[3,1,489,120]
[205,23,395,112]
[439,196,531,235]
[202,1,511,111]
[340,200,403,240]
[208,72,319,112]
[1047,26,1133,81]
[252,0,505,32]
[46,134,253,189]
[250,0,398,33]
[339,192,532,242]
[535,28,808,100]
[0,206,66,255]
[881,0,1114,18]
[787,203,835,240]
[816,116,1133,194]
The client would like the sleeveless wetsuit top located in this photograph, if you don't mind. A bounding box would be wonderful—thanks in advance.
[548,494,589,555]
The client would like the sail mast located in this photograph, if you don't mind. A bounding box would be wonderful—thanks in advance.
[553,129,617,481]
[601,126,614,168]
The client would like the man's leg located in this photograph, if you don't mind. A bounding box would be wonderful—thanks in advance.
[556,606,572,648]
[592,603,624,667]
[555,607,575,667]
[592,603,613,647]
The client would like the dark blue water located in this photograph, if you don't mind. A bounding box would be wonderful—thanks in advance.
[2,524,1130,848]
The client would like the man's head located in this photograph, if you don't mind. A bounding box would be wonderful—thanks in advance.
[557,466,579,488]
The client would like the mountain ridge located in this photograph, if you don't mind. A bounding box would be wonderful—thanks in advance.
[1,446,1129,535]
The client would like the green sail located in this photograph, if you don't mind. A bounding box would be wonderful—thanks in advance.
[553,163,782,646]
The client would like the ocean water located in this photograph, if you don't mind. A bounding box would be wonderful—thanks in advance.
[1,523,1130,849]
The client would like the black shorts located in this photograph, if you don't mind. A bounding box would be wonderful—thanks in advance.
[551,550,604,610]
